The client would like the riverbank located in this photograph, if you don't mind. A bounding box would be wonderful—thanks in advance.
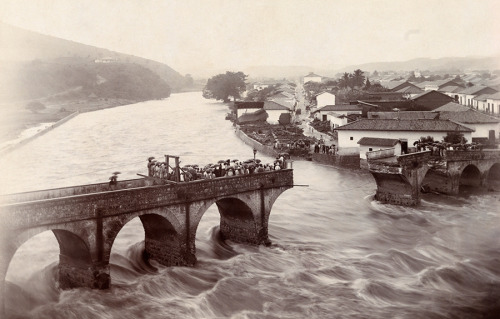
[0,97,140,148]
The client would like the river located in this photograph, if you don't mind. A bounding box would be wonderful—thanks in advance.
[1,92,499,318]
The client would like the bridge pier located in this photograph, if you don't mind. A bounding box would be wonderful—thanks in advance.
[368,152,431,206]
[58,256,110,289]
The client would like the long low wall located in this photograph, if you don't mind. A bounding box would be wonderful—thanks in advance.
[0,111,80,156]
[234,126,278,158]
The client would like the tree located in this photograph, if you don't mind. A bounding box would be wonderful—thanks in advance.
[203,71,247,102]
[25,101,46,113]
[364,78,372,90]
[444,132,467,144]
[339,72,351,89]
[352,69,365,88]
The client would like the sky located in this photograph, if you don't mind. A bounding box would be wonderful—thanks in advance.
[1,0,499,75]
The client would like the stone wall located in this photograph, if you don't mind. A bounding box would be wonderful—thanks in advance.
[312,153,360,169]
[234,126,278,158]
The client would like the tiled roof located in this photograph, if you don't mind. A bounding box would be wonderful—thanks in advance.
[458,85,498,95]
[317,104,363,112]
[438,110,499,124]
[395,86,423,94]
[433,102,471,112]
[410,90,453,101]
[334,119,474,132]
[263,100,291,111]
[472,94,492,101]
[368,111,437,120]
[380,80,406,90]
[304,72,321,77]
[357,137,401,146]
[235,101,264,109]
[439,85,463,93]
[486,92,500,100]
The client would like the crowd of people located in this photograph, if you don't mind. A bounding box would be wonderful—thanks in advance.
[415,141,484,157]
[146,155,289,182]
[313,143,336,155]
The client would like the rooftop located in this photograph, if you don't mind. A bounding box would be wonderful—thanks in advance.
[438,110,499,124]
[357,137,401,147]
[263,100,291,111]
[433,102,471,112]
[316,104,363,112]
[334,119,474,132]
[458,85,498,95]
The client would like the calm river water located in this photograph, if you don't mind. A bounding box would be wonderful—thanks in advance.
[1,92,500,318]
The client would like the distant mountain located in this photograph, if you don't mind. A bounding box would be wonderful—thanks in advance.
[242,65,317,81]
[0,23,186,91]
[238,56,500,82]
[333,56,500,74]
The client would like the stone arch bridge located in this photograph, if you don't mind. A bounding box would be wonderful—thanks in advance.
[0,169,293,312]
[368,150,500,206]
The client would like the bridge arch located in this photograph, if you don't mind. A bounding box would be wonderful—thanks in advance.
[486,163,500,190]
[105,208,187,268]
[459,164,482,190]
[2,227,93,298]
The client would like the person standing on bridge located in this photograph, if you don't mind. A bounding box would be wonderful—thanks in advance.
[147,157,155,176]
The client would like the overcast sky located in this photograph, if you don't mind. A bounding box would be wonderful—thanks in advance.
[1,0,499,75]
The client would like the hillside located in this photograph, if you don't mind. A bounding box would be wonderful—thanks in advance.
[0,23,186,91]
[0,61,171,101]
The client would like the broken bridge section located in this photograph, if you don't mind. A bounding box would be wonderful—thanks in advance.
[367,150,500,206]
[0,169,293,313]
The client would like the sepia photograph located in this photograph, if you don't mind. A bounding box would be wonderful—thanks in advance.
[0,0,499,318]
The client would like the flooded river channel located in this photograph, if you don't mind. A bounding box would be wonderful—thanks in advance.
[1,92,499,318]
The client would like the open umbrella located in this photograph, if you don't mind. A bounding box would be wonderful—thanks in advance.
[112,171,121,175]
[148,156,155,161]
[232,159,239,163]
[217,160,226,164]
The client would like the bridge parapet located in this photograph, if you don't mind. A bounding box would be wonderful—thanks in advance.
[0,179,150,205]
[445,149,500,161]
[396,151,432,168]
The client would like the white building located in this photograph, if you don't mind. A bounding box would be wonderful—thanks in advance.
[486,92,500,115]
[303,72,322,83]
[456,85,498,107]
[315,91,336,109]
[438,110,499,140]
[314,104,363,121]
[333,119,473,156]
[263,101,292,124]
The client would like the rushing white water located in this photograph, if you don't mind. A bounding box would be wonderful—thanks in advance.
[1,92,500,318]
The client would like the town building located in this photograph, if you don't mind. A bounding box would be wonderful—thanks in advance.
[368,108,499,141]
[455,85,498,107]
[313,104,363,121]
[409,90,455,110]
[303,72,322,83]
[315,91,336,109]
[486,92,500,115]
[333,119,473,156]
[263,101,292,124]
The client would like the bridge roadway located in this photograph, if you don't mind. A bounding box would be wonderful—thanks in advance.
[367,149,500,206]
[0,169,293,313]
